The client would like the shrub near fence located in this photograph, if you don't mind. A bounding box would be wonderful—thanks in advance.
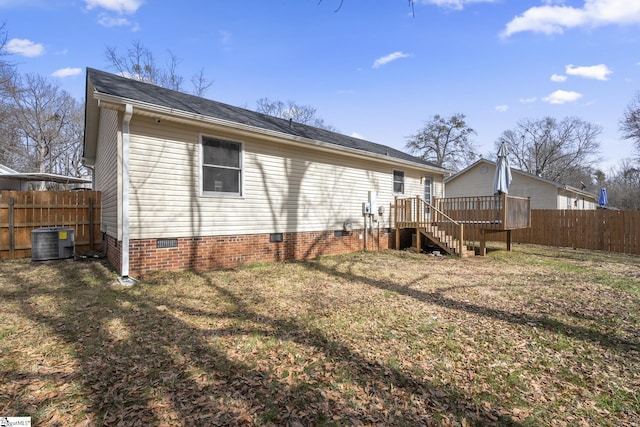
[465,209,640,255]
[0,190,101,260]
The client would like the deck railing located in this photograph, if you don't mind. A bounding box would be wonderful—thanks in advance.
[395,196,464,255]
[434,194,531,230]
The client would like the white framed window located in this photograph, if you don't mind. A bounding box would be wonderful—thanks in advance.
[201,135,243,196]
[393,170,405,194]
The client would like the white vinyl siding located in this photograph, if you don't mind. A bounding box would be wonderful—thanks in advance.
[125,115,441,239]
[445,161,597,210]
[94,108,119,237]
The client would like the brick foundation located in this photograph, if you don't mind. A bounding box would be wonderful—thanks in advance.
[105,234,122,275]
[107,228,393,278]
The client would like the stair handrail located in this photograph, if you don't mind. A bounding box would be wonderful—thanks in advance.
[420,197,459,227]
[419,197,465,256]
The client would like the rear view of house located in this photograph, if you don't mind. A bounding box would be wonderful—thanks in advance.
[82,69,447,279]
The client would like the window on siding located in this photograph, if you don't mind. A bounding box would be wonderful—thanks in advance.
[202,136,242,195]
[423,176,432,203]
[393,170,405,194]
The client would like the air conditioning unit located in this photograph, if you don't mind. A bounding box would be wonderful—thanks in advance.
[31,228,75,261]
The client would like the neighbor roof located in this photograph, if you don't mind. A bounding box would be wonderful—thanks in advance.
[446,158,597,200]
[0,163,18,175]
[0,172,91,185]
[85,68,443,171]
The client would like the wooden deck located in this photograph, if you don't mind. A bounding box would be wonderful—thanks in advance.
[395,194,531,256]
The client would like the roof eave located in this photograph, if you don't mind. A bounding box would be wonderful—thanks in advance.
[93,92,448,175]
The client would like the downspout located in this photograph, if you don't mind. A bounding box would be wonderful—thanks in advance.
[119,104,137,286]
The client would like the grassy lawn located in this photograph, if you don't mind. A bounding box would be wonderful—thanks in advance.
[1,244,639,426]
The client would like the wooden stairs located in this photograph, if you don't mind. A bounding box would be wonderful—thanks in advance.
[396,196,475,258]
[418,223,475,258]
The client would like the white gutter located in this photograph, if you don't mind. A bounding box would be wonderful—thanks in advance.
[119,104,137,286]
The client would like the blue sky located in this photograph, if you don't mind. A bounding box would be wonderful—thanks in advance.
[2,0,639,171]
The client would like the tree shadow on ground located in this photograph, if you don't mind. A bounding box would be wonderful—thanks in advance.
[303,256,640,358]
[0,259,522,426]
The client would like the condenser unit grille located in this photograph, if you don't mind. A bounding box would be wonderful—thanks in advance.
[32,228,75,261]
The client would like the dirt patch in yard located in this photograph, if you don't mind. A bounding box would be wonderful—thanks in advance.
[0,244,638,426]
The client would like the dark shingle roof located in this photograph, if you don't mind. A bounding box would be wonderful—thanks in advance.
[87,68,441,169]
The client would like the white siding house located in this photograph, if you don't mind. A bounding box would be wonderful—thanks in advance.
[445,159,597,210]
[83,68,448,278]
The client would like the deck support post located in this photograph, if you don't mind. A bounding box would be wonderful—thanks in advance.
[479,229,486,256]
[415,195,421,253]
[479,229,513,256]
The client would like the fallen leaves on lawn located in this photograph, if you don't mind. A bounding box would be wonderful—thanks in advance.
[0,245,639,426]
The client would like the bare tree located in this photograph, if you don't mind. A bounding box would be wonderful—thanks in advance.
[319,0,415,15]
[604,159,640,210]
[2,73,85,186]
[405,113,478,171]
[0,22,15,93]
[105,40,213,95]
[498,117,602,185]
[0,23,22,168]
[191,68,213,97]
[620,92,640,160]
[255,97,337,131]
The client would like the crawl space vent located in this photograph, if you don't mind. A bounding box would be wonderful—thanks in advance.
[157,239,178,249]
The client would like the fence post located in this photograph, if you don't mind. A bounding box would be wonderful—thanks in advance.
[89,197,94,251]
[8,197,15,259]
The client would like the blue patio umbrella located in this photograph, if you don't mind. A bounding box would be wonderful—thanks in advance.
[493,141,512,195]
[599,187,608,206]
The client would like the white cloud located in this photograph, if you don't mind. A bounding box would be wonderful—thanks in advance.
[51,67,82,78]
[565,64,613,80]
[84,0,143,14]
[501,0,640,38]
[86,0,142,29]
[6,38,45,57]
[520,97,537,104]
[494,105,509,112]
[97,14,131,27]
[351,132,365,139]
[543,89,583,104]
[372,51,412,69]
[417,0,496,11]
[551,74,567,82]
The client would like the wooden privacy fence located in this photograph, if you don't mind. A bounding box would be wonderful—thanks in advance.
[0,190,101,260]
[464,209,640,255]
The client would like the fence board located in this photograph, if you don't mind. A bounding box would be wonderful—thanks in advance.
[0,190,102,260]
[464,209,640,255]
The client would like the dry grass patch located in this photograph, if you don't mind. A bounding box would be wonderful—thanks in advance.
[1,244,639,426]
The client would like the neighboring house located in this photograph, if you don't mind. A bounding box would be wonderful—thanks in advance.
[82,68,448,279]
[445,159,597,210]
[0,163,91,190]
[0,164,27,190]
